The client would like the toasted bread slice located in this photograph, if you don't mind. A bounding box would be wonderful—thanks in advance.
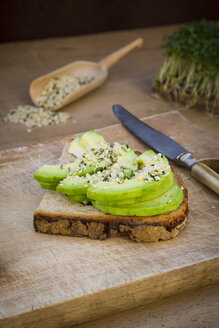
[34,159,188,242]
[34,137,188,242]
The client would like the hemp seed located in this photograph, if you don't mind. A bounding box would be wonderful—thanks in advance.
[37,75,94,110]
[4,105,70,129]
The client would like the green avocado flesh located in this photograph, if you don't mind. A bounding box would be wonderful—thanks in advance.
[80,130,108,151]
[93,184,183,216]
[56,180,89,195]
[39,181,58,190]
[34,130,184,217]
[87,170,173,202]
[67,135,87,158]
[33,162,97,185]
[87,152,173,202]
[56,147,138,196]
[34,163,78,183]
[68,131,108,157]
[92,172,174,206]
[33,130,107,184]
[66,194,90,204]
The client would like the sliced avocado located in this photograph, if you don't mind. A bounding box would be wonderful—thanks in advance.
[80,130,108,151]
[87,151,173,202]
[87,171,173,202]
[34,162,78,183]
[92,184,184,216]
[88,180,145,201]
[137,149,157,168]
[68,130,109,158]
[57,147,138,197]
[138,150,169,168]
[35,130,110,186]
[34,128,184,217]
[68,135,87,158]
[56,176,90,195]
[108,148,138,180]
[39,181,57,190]
[117,148,138,170]
[34,162,97,183]
[94,173,174,206]
[66,194,91,204]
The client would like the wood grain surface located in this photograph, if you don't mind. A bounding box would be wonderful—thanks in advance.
[75,284,219,328]
[0,111,219,328]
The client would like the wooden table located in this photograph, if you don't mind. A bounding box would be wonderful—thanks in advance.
[0,25,218,327]
[0,25,218,152]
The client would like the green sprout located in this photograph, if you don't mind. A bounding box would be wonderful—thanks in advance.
[154,20,219,114]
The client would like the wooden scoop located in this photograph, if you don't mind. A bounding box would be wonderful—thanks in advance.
[30,38,143,111]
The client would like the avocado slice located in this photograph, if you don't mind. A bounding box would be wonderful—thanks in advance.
[138,150,169,168]
[56,176,90,195]
[67,135,87,158]
[92,184,184,216]
[34,130,110,186]
[68,131,108,157]
[87,151,173,202]
[33,162,98,185]
[93,172,174,206]
[80,130,108,151]
[68,130,109,158]
[87,171,173,202]
[39,181,58,190]
[137,149,158,168]
[56,148,138,196]
[66,194,91,204]
[34,162,78,183]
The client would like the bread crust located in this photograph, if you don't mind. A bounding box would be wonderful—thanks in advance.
[33,168,188,242]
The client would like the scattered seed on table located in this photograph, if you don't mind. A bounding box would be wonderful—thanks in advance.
[4,105,70,129]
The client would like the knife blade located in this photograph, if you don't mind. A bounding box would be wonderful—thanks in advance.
[112,104,219,195]
[113,104,187,161]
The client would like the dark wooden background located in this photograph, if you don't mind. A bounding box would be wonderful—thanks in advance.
[1,0,219,42]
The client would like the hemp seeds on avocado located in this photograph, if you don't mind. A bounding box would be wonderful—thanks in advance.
[153,20,219,114]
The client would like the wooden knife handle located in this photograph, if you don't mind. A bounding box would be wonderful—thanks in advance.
[191,162,219,195]
[99,38,143,70]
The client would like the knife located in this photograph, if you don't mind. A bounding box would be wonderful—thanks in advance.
[112,104,219,195]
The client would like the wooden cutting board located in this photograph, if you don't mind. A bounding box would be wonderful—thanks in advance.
[0,111,219,328]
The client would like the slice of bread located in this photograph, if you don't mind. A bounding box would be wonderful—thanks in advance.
[33,139,188,243]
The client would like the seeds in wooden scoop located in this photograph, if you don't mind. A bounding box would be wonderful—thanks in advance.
[37,75,94,110]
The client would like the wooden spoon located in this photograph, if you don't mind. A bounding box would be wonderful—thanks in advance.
[29,38,143,111]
